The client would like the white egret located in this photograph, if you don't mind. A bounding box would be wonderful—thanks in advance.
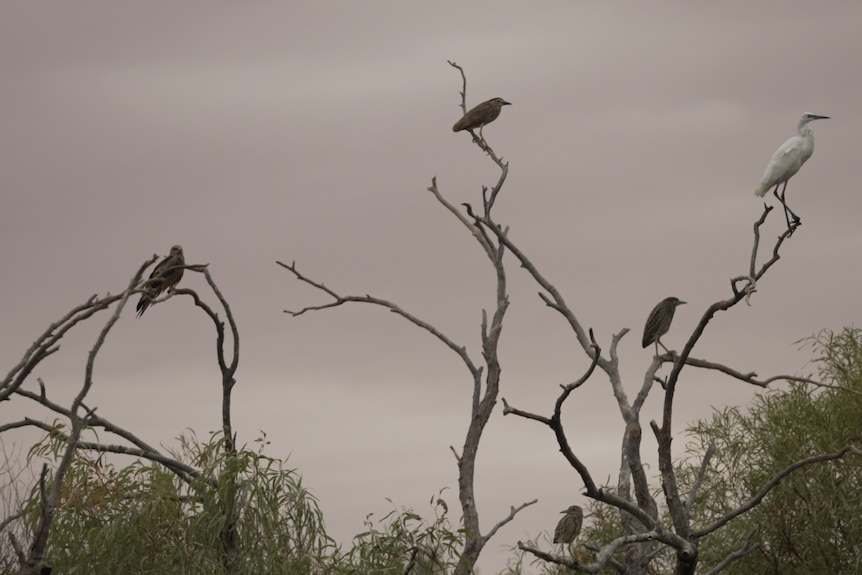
[755,113,829,231]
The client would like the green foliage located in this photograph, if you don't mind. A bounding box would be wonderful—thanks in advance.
[341,491,463,575]
[21,430,337,575]
[500,328,862,575]
[679,327,862,574]
[7,428,468,575]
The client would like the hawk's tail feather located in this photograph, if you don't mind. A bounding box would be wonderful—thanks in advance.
[135,294,151,318]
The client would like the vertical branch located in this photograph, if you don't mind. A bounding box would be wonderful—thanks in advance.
[455,227,509,575]
[176,265,241,573]
[444,63,513,575]
[649,207,797,575]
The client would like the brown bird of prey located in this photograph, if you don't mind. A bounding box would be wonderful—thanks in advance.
[554,505,584,544]
[136,245,185,317]
[452,97,512,135]
[642,296,686,355]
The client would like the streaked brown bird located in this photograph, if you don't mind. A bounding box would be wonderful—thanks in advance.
[642,296,686,355]
[136,245,185,317]
[452,97,511,135]
[553,505,584,544]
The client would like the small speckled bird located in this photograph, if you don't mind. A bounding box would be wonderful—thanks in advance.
[136,245,185,317]
[554,505,584,544]
[452,97,511,134]
[642,296,686,355]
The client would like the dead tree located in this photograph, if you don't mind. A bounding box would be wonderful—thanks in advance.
[282,64,861,575]
[280,61,535,575]
[495,147,862,573]
[0,259,241,574]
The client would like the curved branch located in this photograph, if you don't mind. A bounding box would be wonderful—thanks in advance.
[682,356,862,396]
[694,445,862,538]
[279,261,481,378]
[656,205,797,539]
[174,266,241,454]
[702,530,760,575]
[503,331,602,493]
[8,418,200,485]
[14,388,161,455]
[482,499,538,544]
[518,530,662,574]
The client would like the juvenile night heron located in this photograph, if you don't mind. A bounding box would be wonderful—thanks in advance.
[642,297,686,355]
[755,112,829,231]
[452,97,511,137]
[553,505,584,544]
[136,245,185,317]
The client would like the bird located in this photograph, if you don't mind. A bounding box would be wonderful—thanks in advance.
[755,112,829,231]
[553,505,584,545]
[452,97,511,138]
[136,245,185,317]
[642,297,686,356]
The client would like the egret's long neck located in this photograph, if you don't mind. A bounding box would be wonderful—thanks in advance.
[798,122,815,142]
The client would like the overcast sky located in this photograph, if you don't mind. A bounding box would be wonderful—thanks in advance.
[2,2,861,572]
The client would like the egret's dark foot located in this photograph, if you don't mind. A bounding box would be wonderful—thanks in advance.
[787,218,801,236]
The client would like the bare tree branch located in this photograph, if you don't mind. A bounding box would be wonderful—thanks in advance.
[685,445,716,515]
[9,532,25,564]
[0,510,24,536]
[682,356,862,396]
[279,63,522,575]
[483,499,538,544]
[503,333,673,542]
[279,260,482,380]
[702,530,761,575]
[654,206,798,546]
[693,445,862,538]
[18,258,146,574]
[10,386,204,485]
[5,417,201,485]
[425,178,493,257]
[14,388,160,454]
[478,220,609,371]
[518,529,660,574]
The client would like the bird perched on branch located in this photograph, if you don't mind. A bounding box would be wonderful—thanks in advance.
[553,505,584,544]
[452,97,511,136]
[136,245,185,317]
[642,297,686,355]
[755,112,829,231]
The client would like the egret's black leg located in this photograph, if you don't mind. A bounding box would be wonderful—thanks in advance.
[773,182,791,228]
[778,181,801,232]
[781,185,801,224]
[773,181,799,232]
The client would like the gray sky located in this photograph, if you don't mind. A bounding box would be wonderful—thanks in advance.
[2,2,861,572]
